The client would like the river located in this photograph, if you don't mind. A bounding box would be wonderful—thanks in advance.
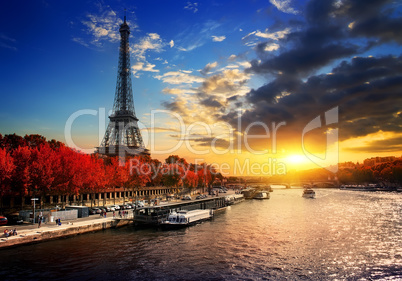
[1,188,401,280]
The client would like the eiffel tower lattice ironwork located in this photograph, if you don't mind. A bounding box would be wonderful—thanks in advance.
[97,16,149,157]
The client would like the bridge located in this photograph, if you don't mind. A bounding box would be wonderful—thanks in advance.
[246,181,339,189]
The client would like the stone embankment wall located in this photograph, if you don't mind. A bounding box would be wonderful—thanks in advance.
[0,219,131,249]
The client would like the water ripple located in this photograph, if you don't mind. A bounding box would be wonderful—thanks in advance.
[1,189,402,280]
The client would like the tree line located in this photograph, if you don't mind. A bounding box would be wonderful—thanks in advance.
[0,134,221,208]
[268,160,402,185]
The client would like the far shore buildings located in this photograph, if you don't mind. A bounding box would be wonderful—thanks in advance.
[338,156,402,169]
[363,156,399,167]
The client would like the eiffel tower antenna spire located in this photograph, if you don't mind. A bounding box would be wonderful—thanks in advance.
[97,14,150,158]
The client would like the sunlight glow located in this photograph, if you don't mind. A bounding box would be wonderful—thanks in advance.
[286,154,306,164]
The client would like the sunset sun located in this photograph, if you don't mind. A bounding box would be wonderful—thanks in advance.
[286,154,306,164]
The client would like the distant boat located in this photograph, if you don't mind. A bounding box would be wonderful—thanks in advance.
[302,188,315,198]
[225,194,245,205]
[253,191,270,200]
[340,184,376,191]
[160,209,213,229]
[241,188,257,199]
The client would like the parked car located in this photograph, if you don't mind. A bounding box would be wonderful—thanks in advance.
[135,201,145,208]
[7,214,23,225]
[104,206,111,212]
[111,205,120,210]
[181,195,192,200]
[88,208,97,215]
[0,216,8,225]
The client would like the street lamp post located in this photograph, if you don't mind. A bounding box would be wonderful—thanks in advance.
[31,198,38,224]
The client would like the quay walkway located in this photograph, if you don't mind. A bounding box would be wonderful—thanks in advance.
[0,211,134,249]
[0,191,239,249]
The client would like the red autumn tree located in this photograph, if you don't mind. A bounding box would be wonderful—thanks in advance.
[128,156,152,187]
[197,164,212,188]
[24,134,47,148]
[183,170,198,189]
[11,146,32,200]
[0,148,15,210]
[162,163,183,188]
[52,146,87,207]
[30,144,56,208]
[75,154,107,207]
[105,157,130,205]
[149,158,163,186]
[2,134,27,151]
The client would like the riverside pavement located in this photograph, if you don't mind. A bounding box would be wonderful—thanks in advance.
[0,210,134,249]
[0,192,233,249]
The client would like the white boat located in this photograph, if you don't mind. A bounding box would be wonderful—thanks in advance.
[225,194,245,205]
[302,188,315,198]
[160,209,213,229]
[253,191,270,199]
[241,188,256,199]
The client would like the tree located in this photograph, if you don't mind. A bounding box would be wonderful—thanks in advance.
[80,155,107,207]
[47,139,64,150]
[105,157,129,205]
[3,134,27,151]
[128,157,152,187]
[149,158,163,186]
[30,144,56,208]
[127,156,153,203]
[11,146,32,199]
[52,146,87,208]
[337,169,353,183]
[197,164,212,192]
[183,170,198,189]
[165,155,188,166]
[0,148,14,210]
[162,163,183,190]
[24,134,47,148]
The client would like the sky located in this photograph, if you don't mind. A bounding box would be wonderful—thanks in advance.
[0,0,401,176]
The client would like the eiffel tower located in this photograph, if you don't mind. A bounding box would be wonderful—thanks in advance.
[97,16,149,158]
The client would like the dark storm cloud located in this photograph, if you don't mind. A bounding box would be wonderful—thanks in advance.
[218,0,402,152]
[336,0,402,44]
[247,0,402,77]
[227,95,238,102]
[247,76,301,104]
[199,96,222,108]
[249,43,357,76]
[351,15,402,43]
[223,55,402,147]
[162,100,180,112]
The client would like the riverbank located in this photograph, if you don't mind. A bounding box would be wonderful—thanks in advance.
[0,191,236,249]
[0,213,133,249]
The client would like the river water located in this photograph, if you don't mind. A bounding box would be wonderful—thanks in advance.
[1,188,401,280]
